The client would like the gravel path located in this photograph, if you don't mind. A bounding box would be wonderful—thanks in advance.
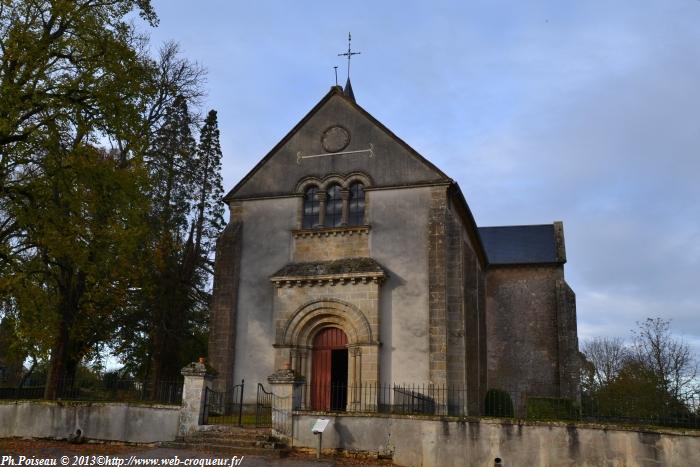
[0,440,394,466]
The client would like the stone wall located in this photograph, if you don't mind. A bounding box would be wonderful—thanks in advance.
[0,401,179,443]
[556,280,580,401]
[291,413,700,467]
[430,187,487,414]
[231,197,299,401]
[292,226,369,262]
[427,187,448,386]
[369,187,433,384]
[271,282,382,386]
[207,218,242,393]
[485,265,566,415]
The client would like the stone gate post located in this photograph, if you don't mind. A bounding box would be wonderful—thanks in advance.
[179,359,215,436]
[268,365,304,439]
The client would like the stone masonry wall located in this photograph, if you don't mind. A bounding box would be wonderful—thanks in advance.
[291,226,369,262]
[445,208,465,394]
[427,187,448,386]
[0,401,179,443]
[272,280,381,385]
[485,265,565,415]
[206,211,242,393]
[291,413,700,467]
[556,280,580,401]
[431,189,488,414]
[463,237,484,415]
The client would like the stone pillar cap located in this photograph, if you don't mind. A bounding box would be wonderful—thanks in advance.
[181,361,217,377]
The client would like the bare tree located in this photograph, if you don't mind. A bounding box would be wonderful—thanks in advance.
[581,336,630,389]
[631,318,698,403]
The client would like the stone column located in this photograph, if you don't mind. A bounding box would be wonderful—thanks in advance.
[349,346,362,411]
[179,360,214,436]
[340,189,350,226]
[315,191,327,227]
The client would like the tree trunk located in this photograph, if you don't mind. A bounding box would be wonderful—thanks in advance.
[44,319,70,400]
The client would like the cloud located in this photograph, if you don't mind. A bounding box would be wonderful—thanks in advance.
[147,0,700,351]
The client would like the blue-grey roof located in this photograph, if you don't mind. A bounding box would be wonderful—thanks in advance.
[478,224,562,265]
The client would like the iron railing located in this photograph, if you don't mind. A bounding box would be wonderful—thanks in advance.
[256,383,272,427]
[292,382,700,429]
[0,377,183,405]
[297,382,470,416]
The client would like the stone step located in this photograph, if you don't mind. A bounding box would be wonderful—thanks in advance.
[188,430,271,439]
[197,425,270,436]
[182,436,286,449]
[183,437,260,448]
[161,441,290,457]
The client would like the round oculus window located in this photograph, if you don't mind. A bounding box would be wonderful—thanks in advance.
[321,126,350,153]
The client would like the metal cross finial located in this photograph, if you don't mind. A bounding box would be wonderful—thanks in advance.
[338,32,360,80]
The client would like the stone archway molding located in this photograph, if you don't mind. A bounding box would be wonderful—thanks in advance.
[280,298,374,347]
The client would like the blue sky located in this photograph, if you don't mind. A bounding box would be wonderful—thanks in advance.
[143,0,700,351]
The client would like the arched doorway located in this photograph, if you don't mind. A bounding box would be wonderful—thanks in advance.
[311,327,348,411]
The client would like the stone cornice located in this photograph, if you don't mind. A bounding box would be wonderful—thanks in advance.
[270,271,385,288]
[292,225,370,238]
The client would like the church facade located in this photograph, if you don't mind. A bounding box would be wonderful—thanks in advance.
[208,84,580,415]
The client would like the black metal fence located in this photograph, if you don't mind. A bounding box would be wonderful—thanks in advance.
[578,392,700,429]
[256,383,272,427]
[204,379,244,425]
[292,382,700,430]
[296,383,470,416]
[0,376,183,405]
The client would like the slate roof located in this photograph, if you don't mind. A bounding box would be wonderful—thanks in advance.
[271,257,385,278]
[344,77,356,102]
[478,224,562,265]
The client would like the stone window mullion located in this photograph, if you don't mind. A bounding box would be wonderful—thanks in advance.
[340,189,350,226]
[315,191,327,227]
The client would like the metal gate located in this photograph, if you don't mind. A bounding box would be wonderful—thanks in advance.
[271,393,293,437]
[204,379,244,425]
[256,383,272,427]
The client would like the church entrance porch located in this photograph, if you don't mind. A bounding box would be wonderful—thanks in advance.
[310,327,348,411]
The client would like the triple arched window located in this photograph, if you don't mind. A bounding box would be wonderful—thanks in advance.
[302,182,366,228]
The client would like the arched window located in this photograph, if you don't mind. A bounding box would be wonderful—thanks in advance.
[303,186,320,228]
[325,184,343,227]
[348,183,365,225]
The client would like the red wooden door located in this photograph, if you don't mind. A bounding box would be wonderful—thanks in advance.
[311,327,347,411]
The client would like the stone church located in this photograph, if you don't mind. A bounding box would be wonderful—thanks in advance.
[208,82,579,415]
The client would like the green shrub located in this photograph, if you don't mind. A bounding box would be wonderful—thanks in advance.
[484,389,514,417]
[527,397,579,420]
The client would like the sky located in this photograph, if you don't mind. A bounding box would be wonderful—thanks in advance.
[142,0,700,353]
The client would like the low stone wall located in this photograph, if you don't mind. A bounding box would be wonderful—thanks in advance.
[291,413,700,467]
[0,400,180,444]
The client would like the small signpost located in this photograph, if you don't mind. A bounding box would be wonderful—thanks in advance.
[311,418,330,459]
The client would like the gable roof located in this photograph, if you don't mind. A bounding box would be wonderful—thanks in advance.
[478,224,565,265]
[224,86,450,202]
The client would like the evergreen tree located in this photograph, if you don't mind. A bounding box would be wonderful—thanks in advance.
[192,110,225,260]
[130,103,226,386]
